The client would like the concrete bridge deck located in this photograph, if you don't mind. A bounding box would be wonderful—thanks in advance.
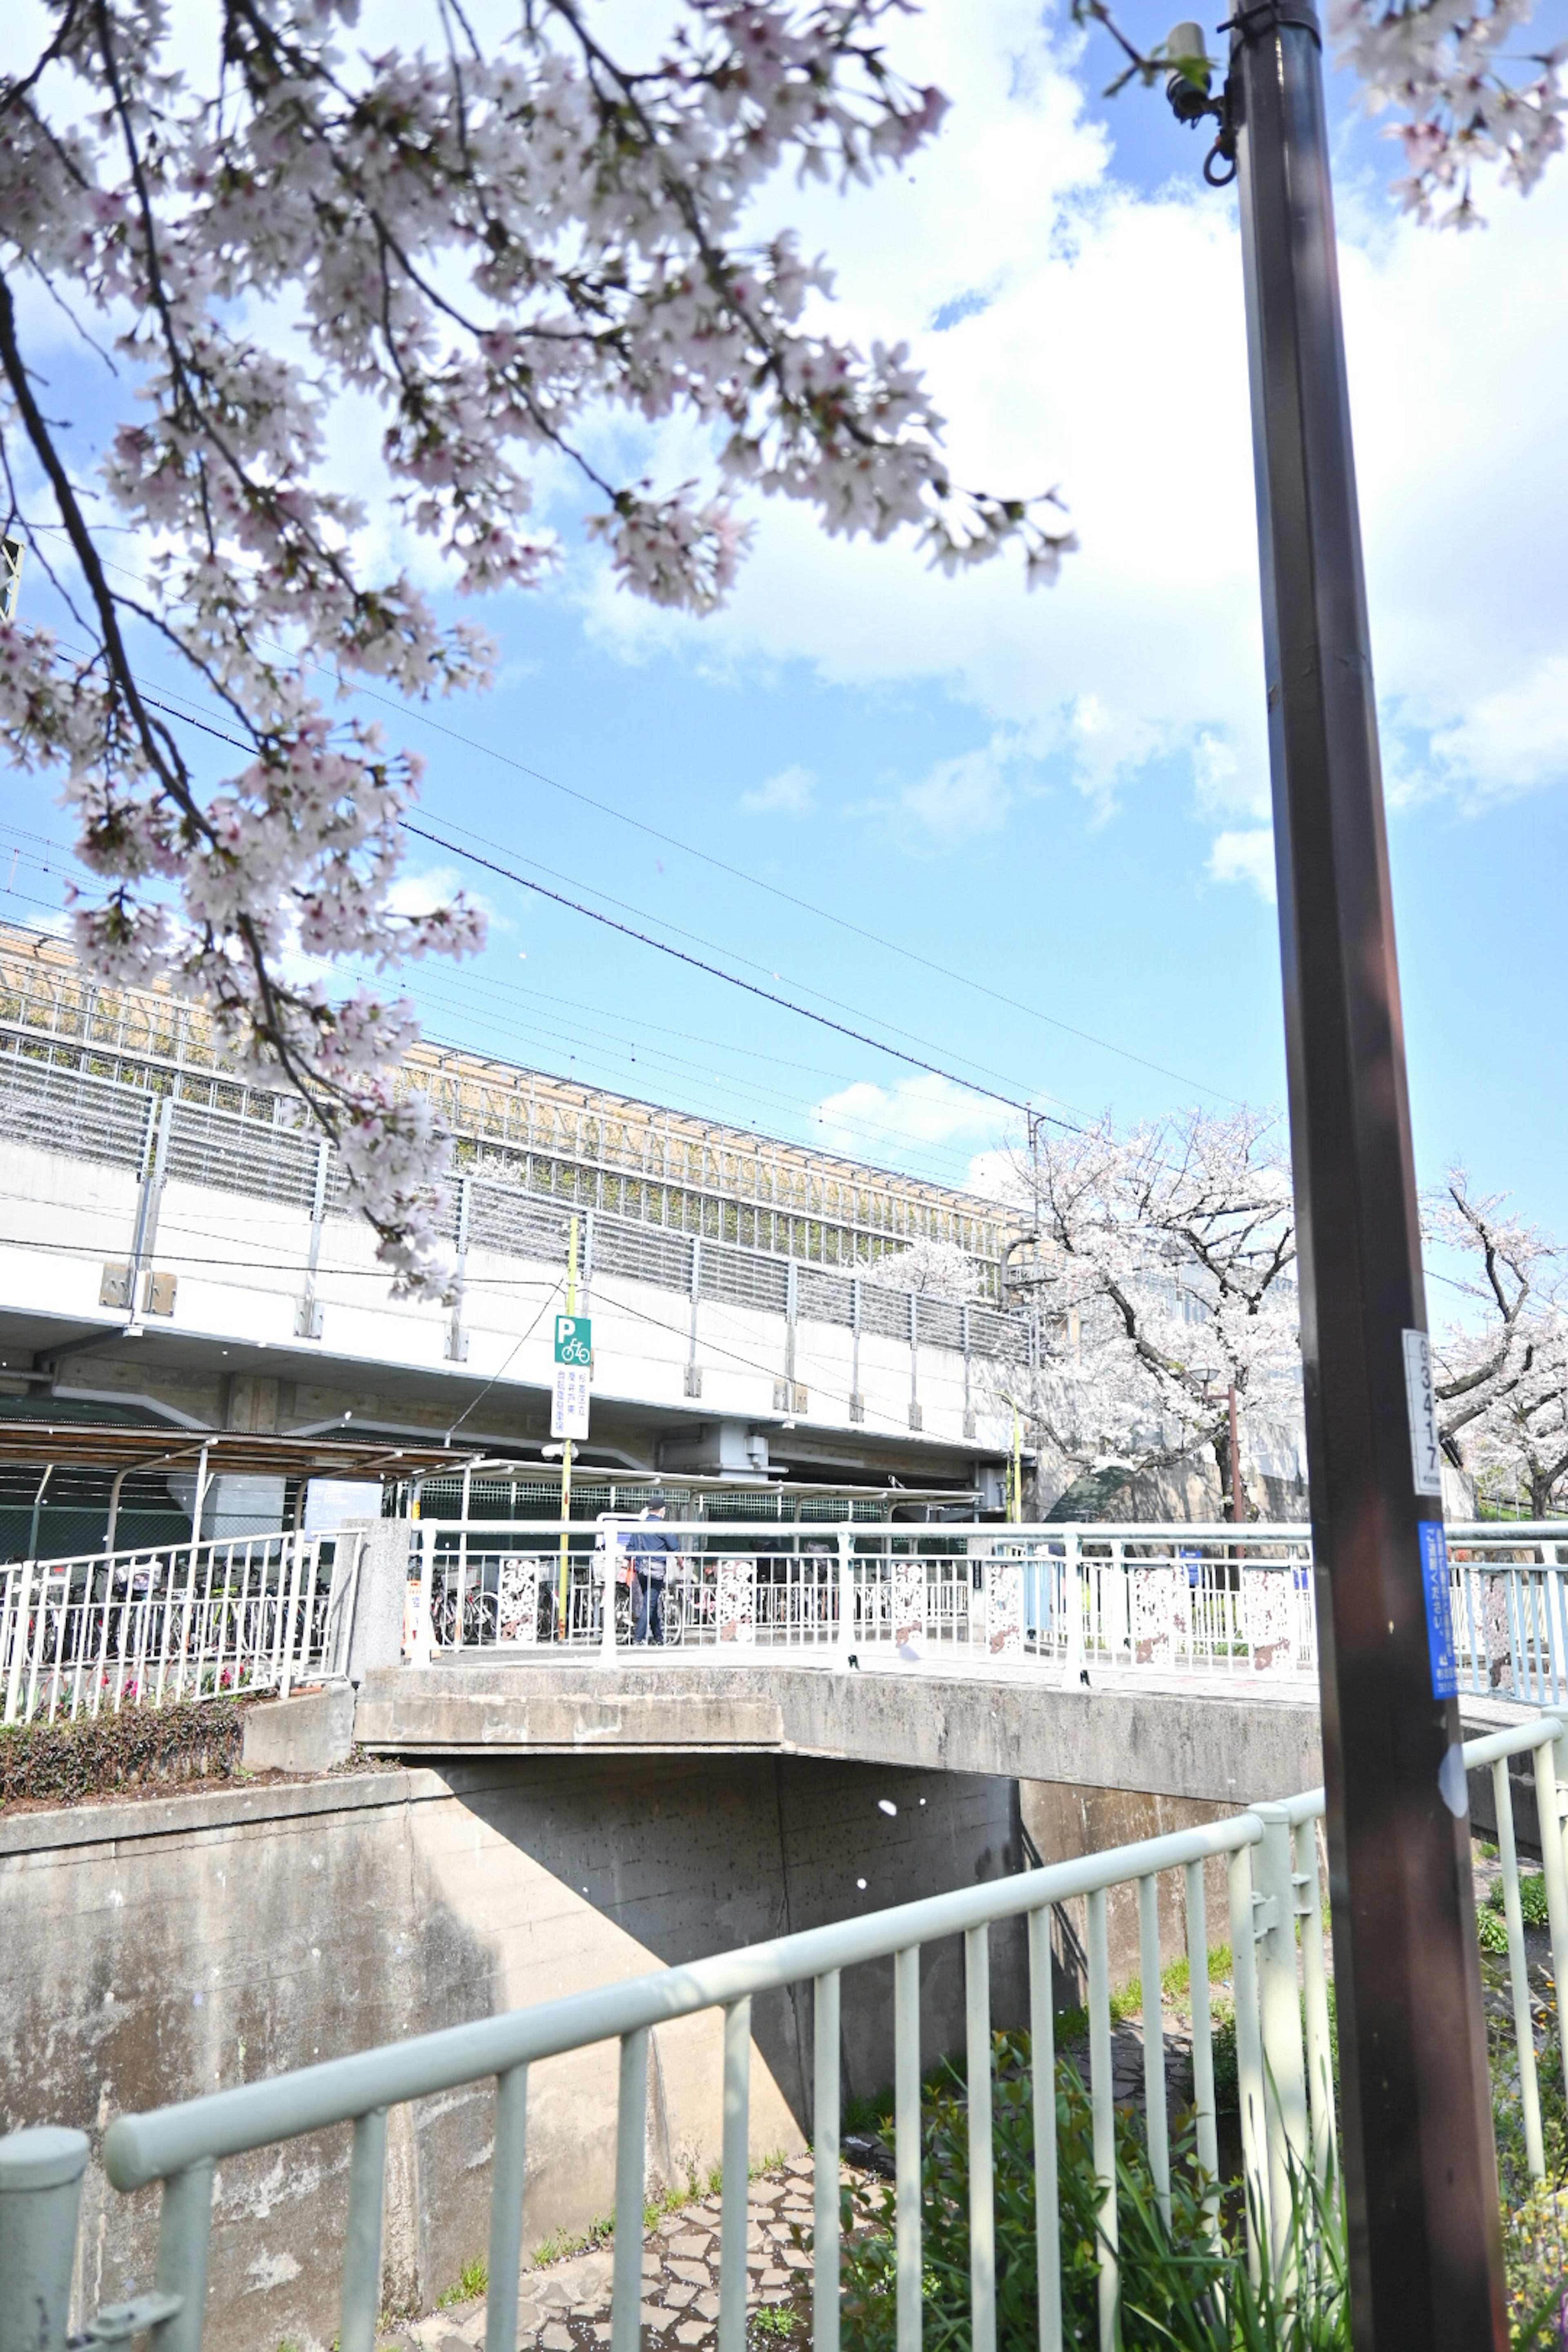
[356,1652,1541,1809]
[356,1652,1330,1803]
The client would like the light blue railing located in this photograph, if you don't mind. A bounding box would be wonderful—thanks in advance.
[7,1714,1567,2352]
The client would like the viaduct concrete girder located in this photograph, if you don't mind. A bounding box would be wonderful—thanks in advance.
[354,1659,1328,1806]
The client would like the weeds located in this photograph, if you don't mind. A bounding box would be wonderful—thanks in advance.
[527,2150,777,2268]
[436,2256,488,2308]
[831,2030,1348,2351]
[1489,1871,1551,1929]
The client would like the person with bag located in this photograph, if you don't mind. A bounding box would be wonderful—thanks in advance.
[622,1502,679,1645]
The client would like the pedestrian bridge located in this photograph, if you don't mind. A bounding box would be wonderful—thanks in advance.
[4,1516,1557,1796]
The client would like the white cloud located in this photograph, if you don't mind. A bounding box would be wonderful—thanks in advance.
[386,862,503,926]
[572,0,1568,862]
[740,764,817,815]
[813,1073,1003,1156]
[884,739,1018,844]
[1208,828,1277,903]
[1424,652,1568,805]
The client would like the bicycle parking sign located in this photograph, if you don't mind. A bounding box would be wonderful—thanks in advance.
[551,1316,591,1440]
[553,1316,592,1366]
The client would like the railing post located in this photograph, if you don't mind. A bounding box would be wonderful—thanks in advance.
[835,1530,854,1667]
[610,2030,649,2352]
[1293,1815,1336,2184]
[278,1533,306,1702]
[1227,1842,1269,2276]
[1251,1804,1310,2273]
[418,1525,434,1658]
[0,2127,88,2352]
[151,2160,215,2352]
[813,1971,842,2352]
[1535,1733,1568,2120]
[599,1528,619,1666]
[5,1558,34,1725]
[485,2065,530,2352]
[1492,1759,1545,2182]
[718,1999,752,2352]
[1060,1530,1084,1687]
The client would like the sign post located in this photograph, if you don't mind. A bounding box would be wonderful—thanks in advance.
[551,1218,591,1636]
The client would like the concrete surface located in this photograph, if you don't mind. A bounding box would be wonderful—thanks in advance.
[355,1655,1327,1806]
[0,1753,1023,2352]
[241,1683,356,1775]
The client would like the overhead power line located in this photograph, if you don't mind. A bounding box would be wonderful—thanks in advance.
[401,817,1062,1130]
[36,548,1235,1104]
[51,646,1060,1112]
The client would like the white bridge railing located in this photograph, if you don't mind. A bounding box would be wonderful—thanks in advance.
[6,1516,1568,1728]
[410,1516,1568,1701]
[0,1530,351,1727]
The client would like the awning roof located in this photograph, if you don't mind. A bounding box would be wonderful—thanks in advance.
[0,1420,476,1479]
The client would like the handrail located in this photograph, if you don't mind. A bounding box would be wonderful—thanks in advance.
[9,1715,1568,2352]
[102,1810,1266,2192]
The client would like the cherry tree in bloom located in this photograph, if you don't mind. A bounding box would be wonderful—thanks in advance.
[869,1235,978,1301]
[1428,1170,1568,1512]
[998,1108,1302,1519]
[0,1,1071,1294]
[1328,0,1566,225]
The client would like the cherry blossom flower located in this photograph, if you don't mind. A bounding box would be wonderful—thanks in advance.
[0,1,1071,1291]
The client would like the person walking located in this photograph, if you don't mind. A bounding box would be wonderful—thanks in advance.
[623,1502,679,1645]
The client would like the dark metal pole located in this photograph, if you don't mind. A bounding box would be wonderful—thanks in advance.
[1219,5,1507,2340]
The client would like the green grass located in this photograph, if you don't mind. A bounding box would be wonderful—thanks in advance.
[833,2031,1349,2351]
[1054,1942,1235,2048]
[750,2310,798,2339]
[1488,1871,1550,1928]
[527,2149,784,2268]
[436,2255,488,2308]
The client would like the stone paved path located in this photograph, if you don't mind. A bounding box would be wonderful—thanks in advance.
[393,2157,829,2352]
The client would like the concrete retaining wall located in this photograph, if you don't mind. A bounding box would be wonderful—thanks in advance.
[0,1755,1024,2352]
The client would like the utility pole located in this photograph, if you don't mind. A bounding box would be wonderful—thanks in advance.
[1165,11,1505,2343]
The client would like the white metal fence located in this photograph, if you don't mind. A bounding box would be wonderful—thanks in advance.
[0,1530,349,1726]
[408,1516,1568,1699]
[7,1711,1564,2352]
[8,1517,1568,1729]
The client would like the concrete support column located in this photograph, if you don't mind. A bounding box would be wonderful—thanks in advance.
[850,1277,864,1424]
[445,1173,472,1364]
[295,1138,331,1341]
[685,1238,702,1400]
[908,1292,922,1431]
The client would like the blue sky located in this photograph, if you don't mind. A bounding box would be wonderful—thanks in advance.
[6,0,1568,1258]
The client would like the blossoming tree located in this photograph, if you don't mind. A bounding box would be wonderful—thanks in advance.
[1429,1170,1568,1514]
[1,1,1559,1294]
[999,1107,1303,1517]
[0,0,1071,1290]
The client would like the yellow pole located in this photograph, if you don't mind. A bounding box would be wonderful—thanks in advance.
[556,1215,578,1637]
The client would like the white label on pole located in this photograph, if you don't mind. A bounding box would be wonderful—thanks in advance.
[551,1361,590,1442]
[1402,1328,1444,1497]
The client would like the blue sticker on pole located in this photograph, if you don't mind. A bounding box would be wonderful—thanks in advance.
[1419,1520,1458,1699]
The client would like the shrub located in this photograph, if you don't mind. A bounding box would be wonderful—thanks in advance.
[831,2031,1347,2352]
[1488,1873,1550,1929]
[0,1699,249,1807]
